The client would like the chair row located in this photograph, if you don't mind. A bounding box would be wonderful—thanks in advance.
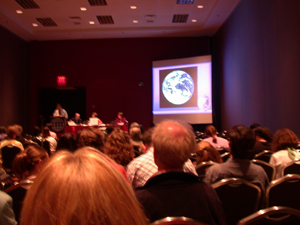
[211,175,300,225]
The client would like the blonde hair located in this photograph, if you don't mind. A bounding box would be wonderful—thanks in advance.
[20,147,148,225]
[152,120,196,169]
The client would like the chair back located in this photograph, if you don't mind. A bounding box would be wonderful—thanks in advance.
[266,174,300,210]
[254,150,273,163]
[151,217,208,225]
[252,159,275,181]
[212,178,261,225]
[237,206,300,225]
[283,161,300,176]
[220,152,230,162]
[195,161,218,180]
[1,144,22,170]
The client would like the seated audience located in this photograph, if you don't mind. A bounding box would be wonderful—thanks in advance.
[135,120,226,224]
[204,125,269,192]
[202,125,229,150]
[14,124,29,147]
[269,128,300,179]
[20,147,149,225]
[76,127,127,179]
[251,126,273,157]
[71,113,82,125]
[7,145,48,222]
[195,141,223,165]
[56,132,77,152]
[0,190,17,225]
[104,128,135,169]
[127,126,197,189]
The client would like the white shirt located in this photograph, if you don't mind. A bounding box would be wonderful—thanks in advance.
[53,108,68,119]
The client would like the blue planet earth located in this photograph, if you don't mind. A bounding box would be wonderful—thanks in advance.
[162,70,194,105]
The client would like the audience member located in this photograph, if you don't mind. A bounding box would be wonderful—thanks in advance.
[76,127,105,151]
[53,103,68,119]
[76,127,127,179]
[127,124,197,189]
[42,126,57,155]
[71,113,82,125]
[135,120,226,224]
[20,147,149,225]
[269,128,300,179]
[7,145,48,222]
[204,125,269,192]
[250,123,261,130]
[195,141,223,165]
[115,112,128,132]
[104,128,135,169]
[202,125,229,150]
[141,128,154,152]
[14,124,28,147]
[251,126,273,157]
[56,132,77,152]
[129,124,145,156]
[0,126,7,141]
[0,190,17,225]
[0,125,24,164]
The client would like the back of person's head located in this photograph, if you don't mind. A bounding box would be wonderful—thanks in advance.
[20,147,148,225]
[76,127,105,152]
[42,126,50,137]
[12,145,48,180]
[250,123,261,130]
[152,120,196,169]
[205,125,218,143]
[104,128,134,166]
[228,125,256,159]
[253,126,273,143]
[56,133,77,152]
[7,125,18,138]
[0,126,7,134]
[130,126,141,141]
[32,126,41,136]
[142,128,153,149]
[196,141,223,164]
[14,124,23,137]
[272,128,299,152]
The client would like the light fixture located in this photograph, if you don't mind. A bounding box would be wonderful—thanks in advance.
[32,23,38,27]
[89,21,95,24]
[16,10,23,14]
[192,19,197,22]
[197,5,204,8]
[133,20,138,23]
[130,6,137,9]
[80,7,87,11]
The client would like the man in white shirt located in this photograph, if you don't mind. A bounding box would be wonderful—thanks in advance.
[53,103,68,119]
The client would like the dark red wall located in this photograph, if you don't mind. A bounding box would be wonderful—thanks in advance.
[29,37,211,130]
[0,25,29,130]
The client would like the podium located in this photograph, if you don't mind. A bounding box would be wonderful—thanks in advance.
[51,117,66,133]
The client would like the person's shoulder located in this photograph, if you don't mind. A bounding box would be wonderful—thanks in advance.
[0,191,12,206]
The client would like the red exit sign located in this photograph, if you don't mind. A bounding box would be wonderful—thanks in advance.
[57,76,66,86]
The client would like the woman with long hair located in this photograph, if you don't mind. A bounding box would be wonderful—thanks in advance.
[195,141,223,165]
[20,147,149,225]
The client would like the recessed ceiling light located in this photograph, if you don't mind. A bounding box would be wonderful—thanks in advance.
[16,10,23,14]
[130,6,137,9]
[197,5,204,8]
[133,20,138,23]
[89,21,95,24]
[192,19,197,22]
[80,7,87,11]
[32,23,38,27]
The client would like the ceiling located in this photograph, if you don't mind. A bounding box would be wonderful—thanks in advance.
[0,0,240,42]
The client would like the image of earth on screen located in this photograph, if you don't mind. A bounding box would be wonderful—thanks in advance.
[152,55,212,124]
